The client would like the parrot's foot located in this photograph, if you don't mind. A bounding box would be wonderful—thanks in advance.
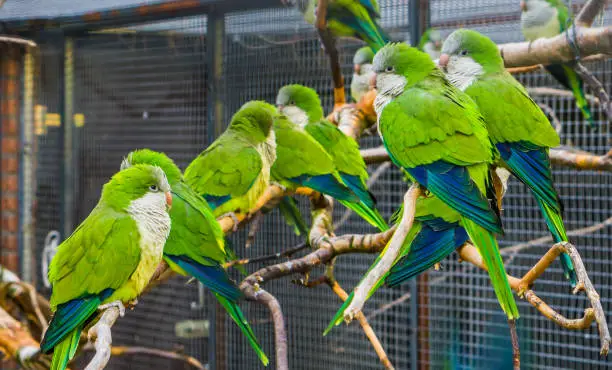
[98,300,126,317]
[271,182,287,192]
[220,212,240,232]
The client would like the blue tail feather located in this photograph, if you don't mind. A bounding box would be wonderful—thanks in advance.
[203,195,231,210]
[340,173,376,209]
[41,288,114,353]
[290,174,359,202]
[166,254,243,302]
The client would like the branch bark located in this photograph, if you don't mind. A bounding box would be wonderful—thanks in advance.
[85,306,121,370]
[575,0,608,27]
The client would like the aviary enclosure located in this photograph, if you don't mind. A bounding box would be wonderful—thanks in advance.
[0,0,611,369]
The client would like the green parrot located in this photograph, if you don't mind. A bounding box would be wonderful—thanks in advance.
[370,43,519,321]
[351,46,376,102]
[121,149,269,365]
[418,28,443,60]
[40,164,172,370]
[439,29,577,287]
[184,101,277,219]
[325,194,468,334]
[272,113,362,234]
[294,0,390,52]
[276,84,388,231]
[520,0,595,128]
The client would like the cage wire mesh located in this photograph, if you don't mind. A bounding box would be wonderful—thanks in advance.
[25,0,612,369]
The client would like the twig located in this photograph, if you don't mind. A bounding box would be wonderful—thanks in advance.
[576,0,609,27]
[0,306,49,369]
[499,26,611,67]
[223,242,309,269]
[572,61,612,121]
[509,319,520,370]
[0,35,37,48]
[85,306,121,370]
[82,346,204,369]
[342,184,422,323]
[327,280,394,370]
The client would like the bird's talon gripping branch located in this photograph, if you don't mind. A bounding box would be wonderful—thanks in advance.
[98,300,125,318]
[220,212,240,232]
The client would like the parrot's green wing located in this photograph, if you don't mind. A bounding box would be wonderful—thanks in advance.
[164,181,227,265]
[379,75,492,170]
[550,0,570,31]
[466,72,560,148]
[48,205,141,308]
[272,118,338,180]
[184,134,263,202]
[305,120,368,179]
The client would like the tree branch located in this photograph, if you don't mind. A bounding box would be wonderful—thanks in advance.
[85,306,121,370]
[575,0,608,27]
[572,61,612,120]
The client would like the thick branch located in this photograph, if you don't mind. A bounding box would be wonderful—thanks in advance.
[576,0,608,27]
[85,306,121,370]
[361,146,612,172]
[499,26,611,67]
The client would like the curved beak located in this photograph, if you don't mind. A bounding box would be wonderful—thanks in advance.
[438,53,450,69]
[369,73,377,89]
[354,64,361,74]
[520,1,526,11]
[165,191,173,210]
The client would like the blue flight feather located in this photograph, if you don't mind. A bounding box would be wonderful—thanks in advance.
[203,195,231,210]
[41,288,114,353]
[166,254,243,302]
[340,173,376,209]
[407,161,503,234]
[290,174,359,203]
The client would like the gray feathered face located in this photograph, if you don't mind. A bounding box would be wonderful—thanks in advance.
[521,0,556,28]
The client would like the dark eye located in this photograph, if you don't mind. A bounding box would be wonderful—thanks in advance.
[385,66,395,72]
[149,184,159,192]
[460,50,468,56]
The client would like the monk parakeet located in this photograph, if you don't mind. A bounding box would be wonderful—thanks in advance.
[521,0,595,127]
[439,29,576,286]
[184,101,277,219]
[325,195,468,334]
[40,164,172,370]
[351,46,376,102]
[121,150,269,365]
[277,84,388,231]
[371,43,519,321]
[294,0,390,52]
[418,28,443,60]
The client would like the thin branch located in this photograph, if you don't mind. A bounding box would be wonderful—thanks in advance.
[576,0,609,27]
[85,306,121,370]
[222,242,309,269]
[0,35,37,48]
[506,54,610,74]
[499,26,611,67]
[342,184,422,323]
[0,306,49,369]
[86,346,204,369]
[528,86,600,106]
[572,61,612,120]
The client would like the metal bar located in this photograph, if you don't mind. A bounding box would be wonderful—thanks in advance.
[409,0,421,46]
[19,46,36,282]
[60,36,75,239]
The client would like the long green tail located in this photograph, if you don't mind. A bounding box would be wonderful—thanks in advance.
[338,199,389,231]
[216,294,269,366]
[462,218,519,320]
[562,65,595,128]
[538,201,576,285]
[278,196,309,236]
[50,328,81,370]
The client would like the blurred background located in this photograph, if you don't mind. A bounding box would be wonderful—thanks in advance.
[0,0,610,369]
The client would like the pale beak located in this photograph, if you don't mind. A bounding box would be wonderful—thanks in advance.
[438,54,450,69]
[369,73,377,89]
[354,64,361,74]
[165,192,173,210]
[520,1,526,11]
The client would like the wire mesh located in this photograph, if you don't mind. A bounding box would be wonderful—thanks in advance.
[27,0,612,369]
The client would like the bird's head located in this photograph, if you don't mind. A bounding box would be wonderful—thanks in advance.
[372,43,434,95]
[276,84,324,126]
[353,46,375,75]
[121,149,183,185]
[439,29,503,90]
[230,100,277,141]
[103,164,172,212]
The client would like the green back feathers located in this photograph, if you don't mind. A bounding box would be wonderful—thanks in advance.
[230,100,277,142]
[353,46,375,65]
[122,149,183,185]
[442,29,504,74]
[101,164,170,211]
[373,43,436,85]
[276,84,324,123]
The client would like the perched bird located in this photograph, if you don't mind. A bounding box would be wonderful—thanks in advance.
[121,150,269,365]
[418,28,443,60]
[294,0,390,52]
[184,101,277,219]
[371,43,518,322]
[40,165,172,370]
[521,0,595,127]
[272,113,361,233]
[351,46,376,102]
[277,84,388,231]
[439,29,576,286]
[325,195,468,334]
